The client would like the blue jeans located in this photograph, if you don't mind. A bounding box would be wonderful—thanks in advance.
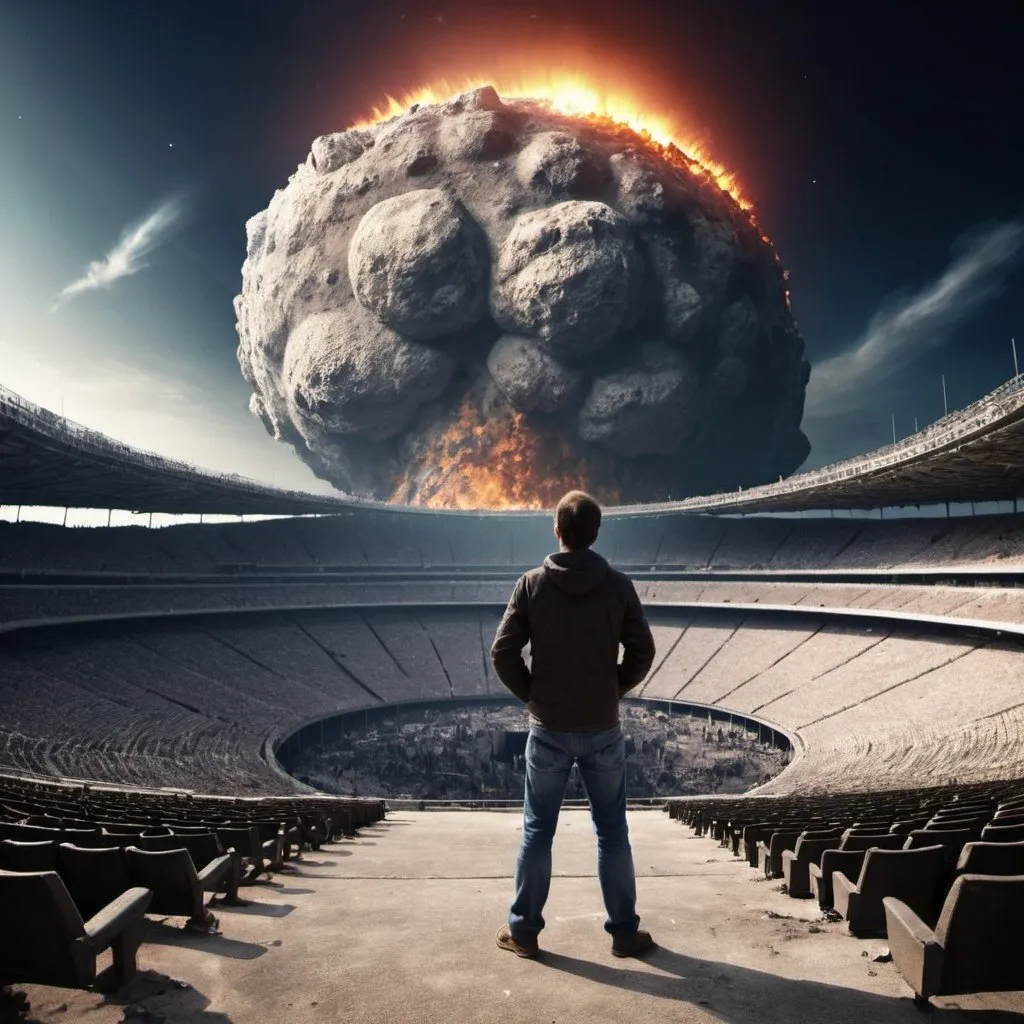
[508,723,640,942]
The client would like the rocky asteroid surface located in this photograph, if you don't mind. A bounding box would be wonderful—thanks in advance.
[235,86,811,505]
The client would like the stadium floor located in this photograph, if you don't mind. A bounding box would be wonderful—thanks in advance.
[8,811,1022,1023]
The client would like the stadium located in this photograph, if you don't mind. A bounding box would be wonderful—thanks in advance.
[4,375,1024,1021]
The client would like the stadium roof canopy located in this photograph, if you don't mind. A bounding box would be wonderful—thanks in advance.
[3,379,1024,518]
[0,386,381,517]
[654,375,1024,516]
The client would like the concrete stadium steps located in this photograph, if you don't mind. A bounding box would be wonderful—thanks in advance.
[632,613,1024,794]
[691,622,889,714]
[754,642,1024,793]
[761,634,974,727]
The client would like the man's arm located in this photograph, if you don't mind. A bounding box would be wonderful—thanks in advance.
[490,576,532,703]
[618,579,656,696]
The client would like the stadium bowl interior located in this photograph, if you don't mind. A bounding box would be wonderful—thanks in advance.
[5,383,1024,1015]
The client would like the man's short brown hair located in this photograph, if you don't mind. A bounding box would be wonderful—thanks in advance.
[555,490,602,551]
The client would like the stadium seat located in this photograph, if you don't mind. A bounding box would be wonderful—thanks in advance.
[757,829,805,878]
[138,832,241,902]
[903,828,975,861]
[991,810,1024,825]
[833,845,945,937]
[125,845,231,925]
[884,874,1024,1003]
[889,818,931,835]
[809,835,907,910]
[781,832,844,898]
[0,839,58,873]
[57,844,134,921]
[841,833,909,852]
[980,822,1024,844]
[0,822,59,843]
[955,840,1024,877]
[216,826,274,881]
[251,821,286,869]
[0,869,151,991]
[742,821,793,867]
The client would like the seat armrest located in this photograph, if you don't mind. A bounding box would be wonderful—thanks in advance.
[781,849,797,864]
[832,870,859,919]
[197,854,232,889]
[83,887,153,948]
[882,897,945,1001]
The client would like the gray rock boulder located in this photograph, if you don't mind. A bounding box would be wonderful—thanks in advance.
[516,131,605,197]
[235,91,810,503]
[349,189,489,341]
[486,335,583,413]
[283,308,456,442]
[692,215,737,306]
[578,343,698,456]
[490,200,640,357]
[718,296,760,358]
[311,130,374,174]
[710,356,748,400]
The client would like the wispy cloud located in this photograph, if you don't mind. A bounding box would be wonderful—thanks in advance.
[806,220,1024,416]
[51,194,185,310]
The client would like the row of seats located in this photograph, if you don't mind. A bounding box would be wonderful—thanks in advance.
[667,781,1024,1005]
[0,607,507,793]
[5,511,1024,575]
[0,773,385,993]
[0,578,505,625]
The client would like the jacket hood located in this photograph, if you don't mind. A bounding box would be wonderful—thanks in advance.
[542,549,609,596]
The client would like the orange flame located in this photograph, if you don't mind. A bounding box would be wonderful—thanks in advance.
[350,72,754,215]
[391,398,614,510]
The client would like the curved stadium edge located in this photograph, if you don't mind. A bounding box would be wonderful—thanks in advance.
[4,598,1019,798]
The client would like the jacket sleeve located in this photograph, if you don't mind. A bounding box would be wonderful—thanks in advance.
[490,576,532,703]
[618,579,656,696]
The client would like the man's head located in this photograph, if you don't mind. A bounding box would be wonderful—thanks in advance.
[554,490,602,551]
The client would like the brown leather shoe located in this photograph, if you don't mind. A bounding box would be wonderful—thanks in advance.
[612,929,656,958]
[496,924,539,958]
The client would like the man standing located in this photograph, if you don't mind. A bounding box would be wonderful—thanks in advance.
[491,490,657,959]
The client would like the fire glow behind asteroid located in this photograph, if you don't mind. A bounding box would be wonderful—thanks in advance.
[235,81,810,508]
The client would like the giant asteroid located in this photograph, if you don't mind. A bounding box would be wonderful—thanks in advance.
[235,87,811,506]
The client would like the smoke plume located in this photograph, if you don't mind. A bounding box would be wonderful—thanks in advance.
[52,195,185,310]
[806,221,1024,416]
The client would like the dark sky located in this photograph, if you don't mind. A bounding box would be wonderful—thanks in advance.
[1,0,1021,485]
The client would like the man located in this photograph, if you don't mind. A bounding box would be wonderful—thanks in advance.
[491,490,657,959]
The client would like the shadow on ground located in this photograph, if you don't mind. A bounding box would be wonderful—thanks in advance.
[539,946,1023,1022]
[108,971,234,1023]
[0,972,233,1024]
[143,922,267,961]
[216,902,296,918]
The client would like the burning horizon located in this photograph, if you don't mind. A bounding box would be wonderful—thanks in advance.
[350,72,754,217]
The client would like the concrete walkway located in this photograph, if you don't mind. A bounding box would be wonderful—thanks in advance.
[7,810,1023,1023]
